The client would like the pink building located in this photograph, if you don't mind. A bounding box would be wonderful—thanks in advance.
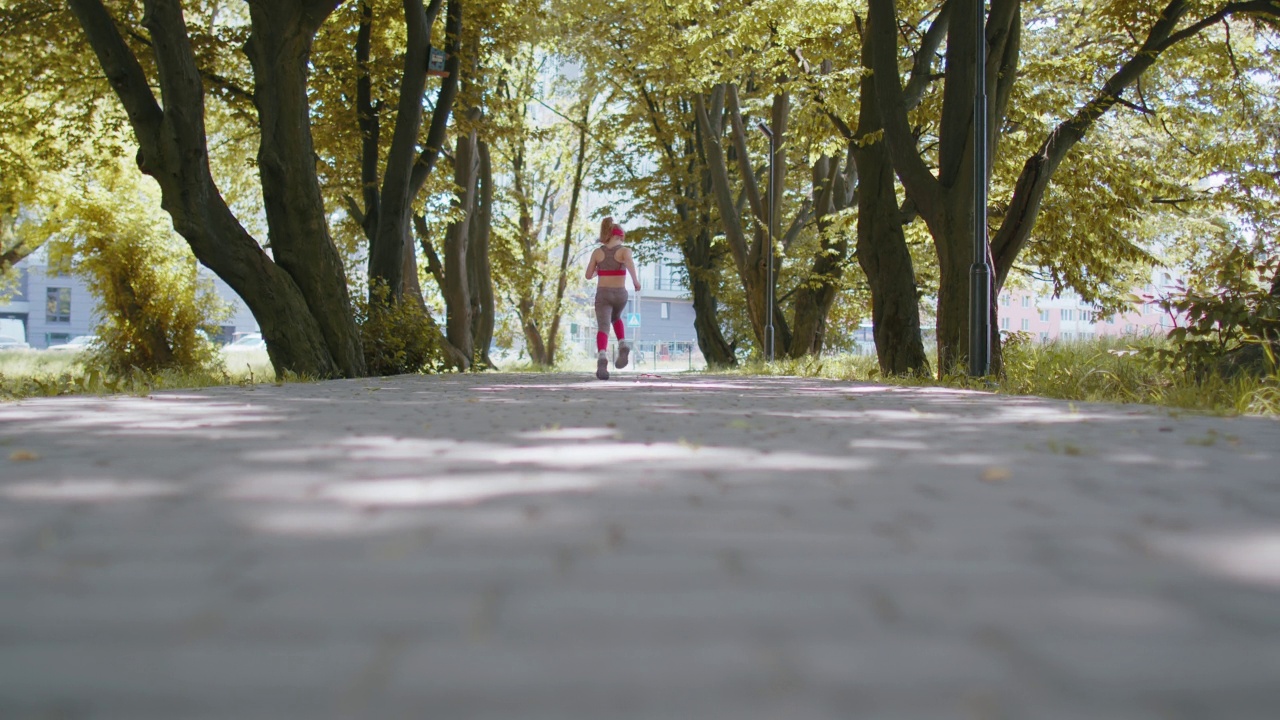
[996,275,1179,343]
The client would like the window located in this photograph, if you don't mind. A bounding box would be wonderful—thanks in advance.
[1080,310,1091,323]
[1021,318,1030,331]
[46,287,71,323]
[1001,294,1011,307]
[653,263,664,290]
[660,302,670,319]
[1125,324,1134,333]
[1039,310,1049,322]
[1039,332,1049,342]
[1022,296,1031,307]
[1060,309,1073,321]
[45,332,70,347]
[1001,317,1010,330]
[1062,332,1073,341]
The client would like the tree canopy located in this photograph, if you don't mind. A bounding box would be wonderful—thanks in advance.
[2,0,1277,378]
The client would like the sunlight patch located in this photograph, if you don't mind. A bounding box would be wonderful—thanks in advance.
[3,480,183,502]
[514,427,622,441]
[1155,532,1280,588]
[320,472,598,507]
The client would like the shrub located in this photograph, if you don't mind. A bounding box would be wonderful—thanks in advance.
[354,282,448,376]
[49,167,229,376]
[1154,249,1279,377]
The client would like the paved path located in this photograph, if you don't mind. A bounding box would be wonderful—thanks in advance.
[1,373,1278,719]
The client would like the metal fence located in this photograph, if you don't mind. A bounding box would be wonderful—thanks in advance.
[608,340,705,372]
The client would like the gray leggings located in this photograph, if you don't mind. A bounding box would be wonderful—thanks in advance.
[594,287,629,335]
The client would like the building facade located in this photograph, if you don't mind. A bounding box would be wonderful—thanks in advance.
[995,274,1179,343]
[0,251,258,348]
[0,253,96,348]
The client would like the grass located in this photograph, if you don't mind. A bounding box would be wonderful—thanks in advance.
[7,337,1277,417]
[720,336,1280,417]
[0,350,279,401]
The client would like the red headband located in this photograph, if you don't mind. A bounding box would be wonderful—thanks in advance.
[610,226,625,237]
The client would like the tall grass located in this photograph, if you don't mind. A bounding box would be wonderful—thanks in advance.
[724,336,1280,417]
[0,350,280,401]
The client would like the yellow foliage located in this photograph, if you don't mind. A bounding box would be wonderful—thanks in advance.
[46,164,229,375]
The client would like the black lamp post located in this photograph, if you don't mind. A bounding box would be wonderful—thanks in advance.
[969,0,992,377]
[757,121,776,362]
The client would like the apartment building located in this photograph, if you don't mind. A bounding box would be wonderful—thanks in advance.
[996,275,1179,343]
[0,251,258,348]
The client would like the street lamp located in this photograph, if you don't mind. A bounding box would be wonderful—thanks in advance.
[969,0,992,377]
[757,121,775,363]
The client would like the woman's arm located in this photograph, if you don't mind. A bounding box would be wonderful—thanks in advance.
[585,249,600,279]
[623,248,641,291]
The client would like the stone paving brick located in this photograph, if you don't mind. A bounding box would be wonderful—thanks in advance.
[1,373,1277,718]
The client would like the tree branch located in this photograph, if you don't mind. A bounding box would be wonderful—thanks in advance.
[866,0,944,228]
[414,213,445,289]
[694,90,750,276]
[67,0,164,154]
[355,0,379,239]
[726,84,767,226]
[781,198,812,251]
[990,0,1280,284]
[409,0,462,198]
[903,0,953,109]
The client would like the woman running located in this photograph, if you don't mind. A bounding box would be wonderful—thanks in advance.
[585,217,640,380]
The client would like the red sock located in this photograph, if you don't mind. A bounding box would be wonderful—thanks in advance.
[613,319,625,341]
[596,331,608,351]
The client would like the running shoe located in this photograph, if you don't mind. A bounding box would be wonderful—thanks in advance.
[596,356,609,380]
[616,342,630,369]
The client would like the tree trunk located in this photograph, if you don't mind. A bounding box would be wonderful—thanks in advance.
[367,0,444,300]
[789,152,849,358]
[244,0,365,377]
[851,36,930,375]
[695,87,793,356]
[442,128,478,368]
[682,226,736,366]
[469,139,495,368]
[853,148,930,376]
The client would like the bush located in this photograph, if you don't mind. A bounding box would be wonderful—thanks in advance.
[1153,249,1279,378]
[49,166,229,376]
[355,282,448,376]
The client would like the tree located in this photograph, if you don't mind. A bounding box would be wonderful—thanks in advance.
[336,0,462,304]
[487,48,599,367]
[557,0,745,366]
[67,0,365,377]
[867,0,1280,374]
[0,1,123,283]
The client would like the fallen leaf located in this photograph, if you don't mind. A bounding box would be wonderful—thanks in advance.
[9,450,40,462]
[981,466,1012,483]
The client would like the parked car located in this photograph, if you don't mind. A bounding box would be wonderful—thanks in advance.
[47,335,99,353]
[222,333,266,354]
[0,335,30,350]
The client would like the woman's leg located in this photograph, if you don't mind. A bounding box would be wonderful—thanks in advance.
[594,291,611,380]
[612,290,631,368]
